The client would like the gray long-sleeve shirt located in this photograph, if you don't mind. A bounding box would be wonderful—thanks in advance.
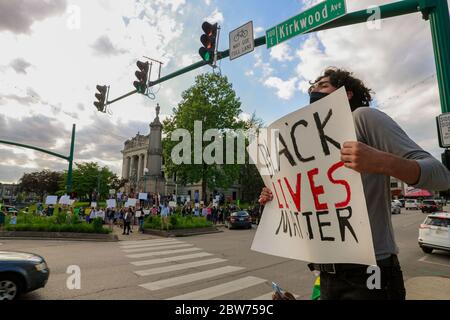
[353,107,450,260]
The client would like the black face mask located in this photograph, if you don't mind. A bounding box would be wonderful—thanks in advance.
[309,91,329,104]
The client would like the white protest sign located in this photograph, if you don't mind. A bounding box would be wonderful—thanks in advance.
[109,189,115,195]
[59,195,71,205]
[69,199,75,206]
[127,198,137,207]
[106,199,116,209]
[139,193,148,200]
[90,202,97,208]
[45,195,58,205]
[169,201,176,208]
[250,87,376,266]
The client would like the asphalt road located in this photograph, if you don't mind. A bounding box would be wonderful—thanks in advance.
[1,208,449,300]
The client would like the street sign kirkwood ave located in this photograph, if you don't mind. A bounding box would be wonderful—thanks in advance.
[266,0,347,49]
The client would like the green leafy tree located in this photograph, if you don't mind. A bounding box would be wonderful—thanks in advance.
[19,170,63,201]
[61,162,120,201]
[163,73,246,202]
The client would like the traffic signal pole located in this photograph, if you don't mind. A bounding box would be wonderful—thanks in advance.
[104,0,449,116]
[67,124,76,194]
[0,124,76,194]
[426,0,450,113]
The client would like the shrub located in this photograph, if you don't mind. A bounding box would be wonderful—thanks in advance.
[144,214,212,230]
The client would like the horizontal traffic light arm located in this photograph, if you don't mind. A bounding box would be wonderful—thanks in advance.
[105,0,423,107]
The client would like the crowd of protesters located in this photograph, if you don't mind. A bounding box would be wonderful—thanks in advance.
[1,190,262,236]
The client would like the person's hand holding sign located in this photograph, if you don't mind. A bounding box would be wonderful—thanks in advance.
[340,141,385,173]
[340,141,421,185]
[258,187,273,205]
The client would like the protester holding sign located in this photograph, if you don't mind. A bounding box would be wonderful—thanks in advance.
[258,67,450,300]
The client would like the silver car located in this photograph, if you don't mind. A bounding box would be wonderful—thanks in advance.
[391,202,401,214]
[0,251,50,300]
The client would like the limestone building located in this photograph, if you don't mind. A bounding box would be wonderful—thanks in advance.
[121,104,241,202]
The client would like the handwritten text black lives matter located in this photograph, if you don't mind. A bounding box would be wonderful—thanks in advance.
[256,108,359,244]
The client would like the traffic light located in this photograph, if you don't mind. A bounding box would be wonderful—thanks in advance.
[94,85,108,112]
[134,60,149,94]
[199,21,218,64]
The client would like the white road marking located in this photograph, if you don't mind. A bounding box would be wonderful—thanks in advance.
[120,238,177,245]
[126,247,201,259]
[418,255,450,268]
[134,258,227,276]
[131,252,214,267]
[123,243,193,253]
[167,276,267,300]
[120,240,183,249]
[139,266,244,291]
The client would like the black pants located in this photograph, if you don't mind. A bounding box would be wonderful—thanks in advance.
[319,255,406,300]
[123,222,131,235]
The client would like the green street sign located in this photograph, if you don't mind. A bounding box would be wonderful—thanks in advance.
[266,0,347,49]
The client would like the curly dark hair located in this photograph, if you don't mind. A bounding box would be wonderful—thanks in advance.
[309,67,373,110]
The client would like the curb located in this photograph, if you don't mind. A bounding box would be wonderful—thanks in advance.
[0,231,119,242]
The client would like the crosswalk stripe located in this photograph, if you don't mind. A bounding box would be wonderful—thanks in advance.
[120,240,183,249]
[120,238,177,245]
[139,266,244,291]
[251,292,274,300]
[123,243,192,253]
[134,258,227,276]
[126,247,201,259]
[251,292,300,300]
[131,252,214,266]
[167,276,267,300]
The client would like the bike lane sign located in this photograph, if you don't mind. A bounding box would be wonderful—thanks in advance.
[229,21,254,60]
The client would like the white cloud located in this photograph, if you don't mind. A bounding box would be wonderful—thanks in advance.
[269,42,294,62]
[253,51,274,77]
[263,76,298,100]
[0,0,189,182]
[254,26,264,36]
[239,112,251,122]
[204,0,211,5]
[292,0,444,159]
[205,8,224,24]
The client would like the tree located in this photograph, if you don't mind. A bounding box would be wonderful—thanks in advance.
[19,170,64,200]
[163,73,246,202]
[61,162,120,201]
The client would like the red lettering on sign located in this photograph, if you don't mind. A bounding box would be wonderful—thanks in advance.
[327,161,351,208]
[307,168,328,211]
[272,181,283,209]
[284,174,301,212]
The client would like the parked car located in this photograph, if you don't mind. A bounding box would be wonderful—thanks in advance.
[392,200,402,208]
[391,202,401,214]
[419,200,442,213]
[418,212,450,254]
[405,199,419,210]
[398,199,405,208]
[225,211,252,229]
[0,251,50,300]
[0,205,19,215]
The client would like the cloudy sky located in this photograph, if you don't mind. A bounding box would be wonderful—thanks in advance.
[0,0,448,183]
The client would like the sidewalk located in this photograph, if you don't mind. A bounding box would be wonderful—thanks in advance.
[405,276,450,300]
[110,224,163,241]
